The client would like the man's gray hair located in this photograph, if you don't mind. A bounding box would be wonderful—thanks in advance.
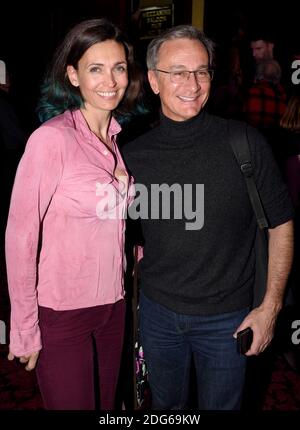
[146,25,215,70]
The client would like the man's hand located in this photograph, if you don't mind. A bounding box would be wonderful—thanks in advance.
[8,350,40,371]
[233,303,280,356]
[234,220,294,356]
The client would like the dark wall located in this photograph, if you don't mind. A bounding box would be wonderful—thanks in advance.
[204,0,300,47]
[0,1,132,134]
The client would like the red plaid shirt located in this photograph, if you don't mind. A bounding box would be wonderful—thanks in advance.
[244,79,287,129]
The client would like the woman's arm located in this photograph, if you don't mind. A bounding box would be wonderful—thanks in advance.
[6,126,64,360]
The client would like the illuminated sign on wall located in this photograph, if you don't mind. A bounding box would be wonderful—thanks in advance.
[139,5,174,40]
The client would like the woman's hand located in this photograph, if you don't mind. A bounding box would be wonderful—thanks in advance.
[8,350,40,371]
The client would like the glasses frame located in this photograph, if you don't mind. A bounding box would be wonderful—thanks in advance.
[155,68,214,84]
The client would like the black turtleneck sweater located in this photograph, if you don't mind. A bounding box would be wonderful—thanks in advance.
[122,111,294,315]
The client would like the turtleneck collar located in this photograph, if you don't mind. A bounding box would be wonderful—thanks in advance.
[158,109,210,144]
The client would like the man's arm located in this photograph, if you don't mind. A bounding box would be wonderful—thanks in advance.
[264,219,294,311]
[234,219,294,355]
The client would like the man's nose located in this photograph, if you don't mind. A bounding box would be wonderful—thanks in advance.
[187,71,200,88]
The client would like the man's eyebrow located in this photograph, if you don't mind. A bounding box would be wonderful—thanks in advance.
[169,64,209,70]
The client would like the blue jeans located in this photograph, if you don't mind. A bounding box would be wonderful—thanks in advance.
[139,291,248,410]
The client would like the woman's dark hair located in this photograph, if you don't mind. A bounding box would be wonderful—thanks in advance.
[37,18,142,123]
[280,94,300,132]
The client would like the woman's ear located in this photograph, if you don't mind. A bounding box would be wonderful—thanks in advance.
[66,65,79,87]
[148,70,160,94]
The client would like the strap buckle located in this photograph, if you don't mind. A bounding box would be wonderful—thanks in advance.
[240,162,253,178]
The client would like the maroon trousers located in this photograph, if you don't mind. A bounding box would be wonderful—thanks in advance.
[36,299,125,410]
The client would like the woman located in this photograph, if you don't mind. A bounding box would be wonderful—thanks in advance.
[5,18,141,410]
[279,91,300,372]
[280,92,300,303]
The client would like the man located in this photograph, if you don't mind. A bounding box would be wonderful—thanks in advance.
[244,59,286,130]
[250,35,274,64]
[244,59,287,168]
[122,25,294,410]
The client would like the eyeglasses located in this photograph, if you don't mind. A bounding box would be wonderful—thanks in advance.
[155,68,214,84]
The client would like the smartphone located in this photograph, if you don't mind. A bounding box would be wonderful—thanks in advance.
[236,327,253,355]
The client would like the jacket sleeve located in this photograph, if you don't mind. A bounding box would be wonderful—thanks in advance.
[5,125,64,356]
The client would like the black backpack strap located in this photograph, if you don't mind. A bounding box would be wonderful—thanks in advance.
[227,120,268,230]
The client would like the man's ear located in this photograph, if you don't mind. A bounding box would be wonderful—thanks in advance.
[148,70,159,94]
[66,65,79,87]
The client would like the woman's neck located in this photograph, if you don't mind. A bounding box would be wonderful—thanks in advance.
[80,107,113,148]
